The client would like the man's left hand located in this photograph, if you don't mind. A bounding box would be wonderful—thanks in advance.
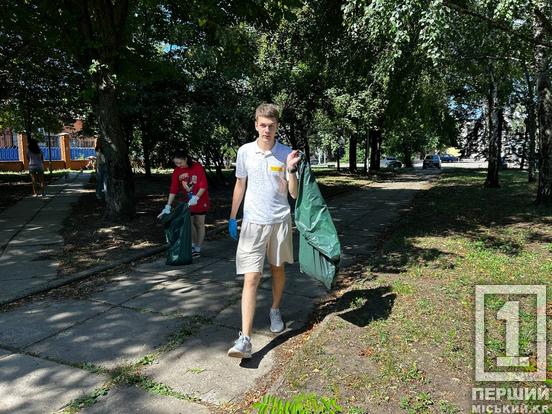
[286,150,300,172]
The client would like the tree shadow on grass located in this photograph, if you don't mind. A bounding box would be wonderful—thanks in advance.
[366,170,552,275]
[241,286,396,368]
[337,286,396,327]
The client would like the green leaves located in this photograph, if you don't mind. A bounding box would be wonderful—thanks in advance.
[252,393,343,414]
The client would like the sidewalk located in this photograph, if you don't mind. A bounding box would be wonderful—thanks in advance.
[0,173,431,414]
[0,172,90,304]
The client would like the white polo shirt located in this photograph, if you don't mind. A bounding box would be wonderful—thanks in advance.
[236,139,292,224]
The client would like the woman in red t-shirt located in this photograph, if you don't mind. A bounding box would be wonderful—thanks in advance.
[158,149,210,257]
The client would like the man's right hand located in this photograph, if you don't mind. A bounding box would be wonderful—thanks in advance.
[229,218,238,240]
[157,204,171,219]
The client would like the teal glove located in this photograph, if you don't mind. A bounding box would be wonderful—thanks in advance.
[229,218,238,240]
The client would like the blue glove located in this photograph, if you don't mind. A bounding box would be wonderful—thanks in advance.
[229,218,238,240]
[157,204,171,219]
[188,195,199,206]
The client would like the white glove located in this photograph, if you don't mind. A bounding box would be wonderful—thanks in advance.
[157,204,171,218]
[188,195,199,206]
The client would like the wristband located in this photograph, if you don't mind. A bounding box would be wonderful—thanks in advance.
[287,166,297,174]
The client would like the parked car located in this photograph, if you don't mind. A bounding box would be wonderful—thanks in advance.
[423,154,442,169]
[380,156,403,169]
[439,153,459,163]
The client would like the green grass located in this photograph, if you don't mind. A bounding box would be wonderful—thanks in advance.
[273,169,551,413]
[0,169,72,181]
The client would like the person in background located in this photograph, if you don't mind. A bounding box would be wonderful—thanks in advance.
[95,139,107,200]
[158,149,210,257]
[27,139,45,197]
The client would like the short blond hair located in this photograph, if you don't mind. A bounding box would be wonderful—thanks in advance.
[255,103,280,122]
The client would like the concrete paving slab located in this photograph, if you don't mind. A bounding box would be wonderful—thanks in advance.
[0,244,59,260]
[133,256,222,276]
[112,269,177,285]
[174,259,245,287]
[27,307,183,368]
[0,226,21,247]
[87,276,162,305]
[145,325,276,404]
[28,212,68,225]
[0,172,93,302]
[43,199,81,212]
[0,259,58,280]
[0,199,45,220]
[80,385,211,414]
[215,283,316,334]
[31,202,71,214]
[123,279,241,317]
[9,232,64,246]
[0,352,104,414]
[0,277,60,304]
[0,299,111,349]
[200,238,238,259]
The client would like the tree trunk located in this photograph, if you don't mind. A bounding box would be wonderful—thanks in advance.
[288,123,298,148]
[303,136,311,163]
[497,107,504,162]
[140,116,152,177]
[403,142,413,167]
[369,128,381,172]
[524,66,537,182]
[534,7,552,204]
[47,131,53,174]
[363,133,370,175]
[96,76,135,220]
[485,70,500,188]
[349,131,357,173]
[519,132,527,170]
[24,101,33,144]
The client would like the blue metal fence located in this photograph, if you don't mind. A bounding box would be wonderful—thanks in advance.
[0,148,19,161]
[70,147,96,160]
[39,146,62,160]
[0,142,95,164]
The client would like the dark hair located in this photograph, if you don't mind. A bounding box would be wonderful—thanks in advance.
[28,139,41,154]
[173,149,193,166]
[94,138,102,152]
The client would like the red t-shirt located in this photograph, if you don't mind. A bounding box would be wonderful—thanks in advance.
[169,162,210,214]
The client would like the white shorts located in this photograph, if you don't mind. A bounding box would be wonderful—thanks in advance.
[236,216,293,274]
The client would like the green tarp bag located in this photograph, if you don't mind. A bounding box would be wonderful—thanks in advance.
[160,202,192,266]
[294,158,341,289]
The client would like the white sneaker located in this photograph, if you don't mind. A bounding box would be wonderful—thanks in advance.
[269,308,285,333]
[227,332,252,358]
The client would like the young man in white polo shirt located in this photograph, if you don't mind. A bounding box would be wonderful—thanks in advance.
[227,103,300,359]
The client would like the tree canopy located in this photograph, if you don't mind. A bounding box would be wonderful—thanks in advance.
[1,0,552,219]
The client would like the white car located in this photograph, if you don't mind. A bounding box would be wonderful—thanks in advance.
[380,156,403,169]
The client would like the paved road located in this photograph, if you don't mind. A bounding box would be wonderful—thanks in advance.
[0,171,432,414]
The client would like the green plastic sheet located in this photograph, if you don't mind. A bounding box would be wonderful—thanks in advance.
[160,202,192,266]
[294,158,341,289]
